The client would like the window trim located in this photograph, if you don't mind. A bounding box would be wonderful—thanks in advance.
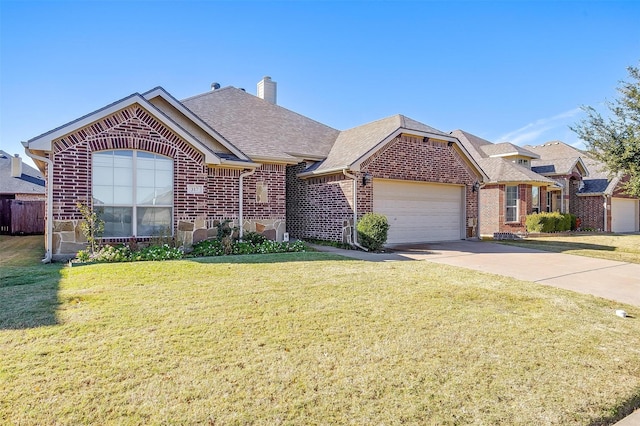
[505,185,519,223]
[92,149,174,238]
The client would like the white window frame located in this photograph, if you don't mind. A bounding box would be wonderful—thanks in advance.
[92,150,174,238]
[505,185,519,222]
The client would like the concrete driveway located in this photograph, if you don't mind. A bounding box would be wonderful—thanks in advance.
[314,240,640,307]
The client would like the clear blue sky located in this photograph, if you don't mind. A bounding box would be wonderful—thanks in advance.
[1,1,639,168]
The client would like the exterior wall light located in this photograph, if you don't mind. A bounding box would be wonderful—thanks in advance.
[472,181,480,192]
[362,173,373,186]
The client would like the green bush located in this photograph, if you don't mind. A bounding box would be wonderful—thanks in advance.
[525,212,575,233]
[357,213,389,252]
[242,231,267,245]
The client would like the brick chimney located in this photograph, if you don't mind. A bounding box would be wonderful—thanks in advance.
[10,154,22,178]
[257,76,277,104]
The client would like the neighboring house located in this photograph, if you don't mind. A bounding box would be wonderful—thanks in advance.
[23,77,486,260]
[452,130,559,237]
[525,141,640,233]
[452,130,640,236]
[0,150,46,234]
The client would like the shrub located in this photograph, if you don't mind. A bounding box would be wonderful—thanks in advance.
[242,231,267,245]
[357,213,389,252]
[525,212,574,233]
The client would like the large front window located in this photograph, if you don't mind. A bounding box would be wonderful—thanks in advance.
[505,185,519,222]
[92,150,173,237]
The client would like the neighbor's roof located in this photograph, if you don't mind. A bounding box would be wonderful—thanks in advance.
[452,130,553,185]
[311,114,452,174]
[0,150,45,195]
[480,142,539,159]
[530,157,585,175]
[181,87,340,163]
[524,141,585,159]
[477,157,556,185]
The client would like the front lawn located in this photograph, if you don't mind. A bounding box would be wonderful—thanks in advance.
[1,238,639,424]
[495,233,640,264]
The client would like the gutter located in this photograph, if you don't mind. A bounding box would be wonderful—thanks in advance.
[342,169,368,252]
[238,169,256,241]
[22,143,53,263]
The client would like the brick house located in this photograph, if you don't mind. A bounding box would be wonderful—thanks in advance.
[526,141,640,233]
[23,77,486,260]
[453,130,640,236]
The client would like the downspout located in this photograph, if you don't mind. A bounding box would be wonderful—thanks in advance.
[23,145,53,263]
[603,194,608,232]
[342,169,369,251]
[238,169,256,241]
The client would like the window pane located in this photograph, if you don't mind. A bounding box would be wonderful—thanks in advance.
[137,207,172,236]
[93,185,113,205]
[113,186,133,204]
[96,206,132,237]
[532,187,540,208]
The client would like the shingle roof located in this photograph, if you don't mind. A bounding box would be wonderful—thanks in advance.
[452,130,553,185]
[311,114,449,173]
[480,142,539,159]
[450,129,492,159]
[477,158,556,184]
[0,151,45,195]
[524,141,585,159]
[525,141,619,195]
[530,158,582,175]
[181,87,340,162]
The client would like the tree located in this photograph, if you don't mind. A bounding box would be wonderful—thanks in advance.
[571,64,640,197]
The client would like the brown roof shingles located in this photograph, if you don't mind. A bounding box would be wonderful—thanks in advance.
[181,87,340,162]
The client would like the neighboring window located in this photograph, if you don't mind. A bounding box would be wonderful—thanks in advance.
[532,186,540,213]
[546,191,554,212]
[505,185,519,222]
[517,159,529,166]
[92,150,173,237]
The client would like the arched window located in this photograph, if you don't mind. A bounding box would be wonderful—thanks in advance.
[92,150,173,237]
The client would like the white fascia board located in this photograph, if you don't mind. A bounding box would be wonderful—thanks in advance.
[219,159,261,169]
[26,94,142,151]
[143,87,250,161]
[249,155,300,165]
[26,92,223,166]
[297,166,349,178]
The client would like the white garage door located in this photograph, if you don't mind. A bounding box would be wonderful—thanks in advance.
[373,179,464,244]
[612,198,639,233]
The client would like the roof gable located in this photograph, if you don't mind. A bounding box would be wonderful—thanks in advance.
[477,157,556,185]
[25,89,242,166]
[307,114,461,175]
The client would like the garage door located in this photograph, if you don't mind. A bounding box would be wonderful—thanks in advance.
[373,179,464,244]
[612,198,639,233]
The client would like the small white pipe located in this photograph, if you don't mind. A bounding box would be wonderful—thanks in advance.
[238,169,256,241]
[22,145,53,263]
[342,169,369,251]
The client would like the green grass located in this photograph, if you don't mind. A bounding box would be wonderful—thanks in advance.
[495,233,640,264]
[1,236,640,425]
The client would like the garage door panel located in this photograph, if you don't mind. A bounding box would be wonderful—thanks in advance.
[612,198,640,233]
[373,179,463,244]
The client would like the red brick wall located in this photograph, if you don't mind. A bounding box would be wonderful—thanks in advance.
[479,185,500,236]
[50,103,285,246]
[286,164,354,241]
[574,195,605,230]
[286,135,482,242]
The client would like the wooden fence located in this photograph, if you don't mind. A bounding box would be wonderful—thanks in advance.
[0,199,45,235]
